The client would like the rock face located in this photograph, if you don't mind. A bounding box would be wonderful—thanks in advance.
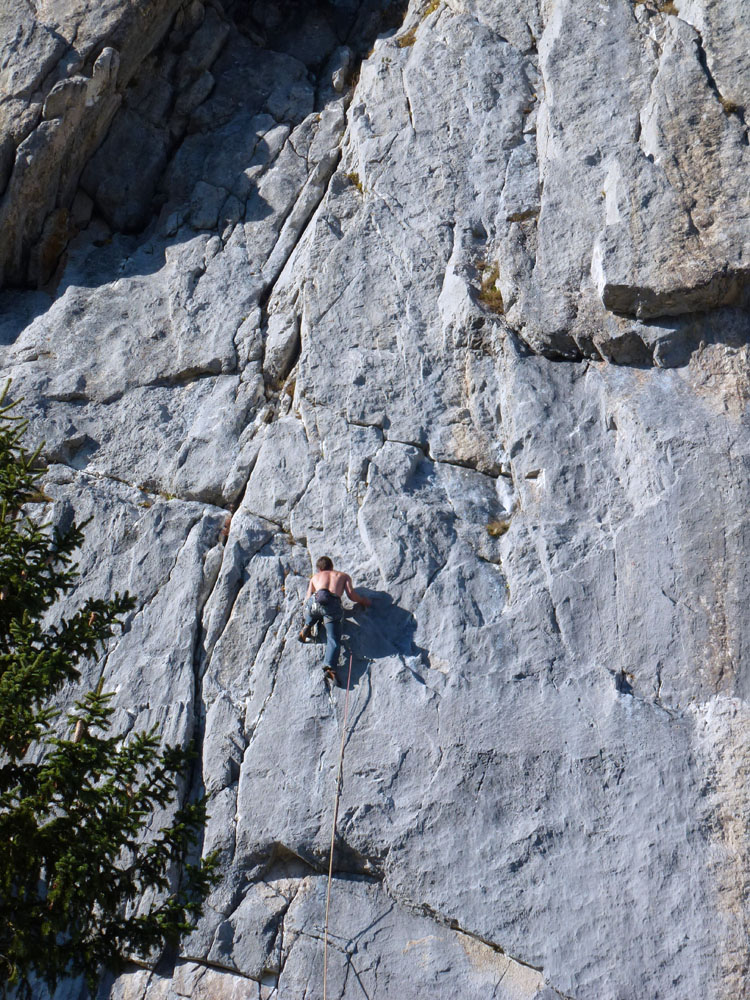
[1,0,749,998]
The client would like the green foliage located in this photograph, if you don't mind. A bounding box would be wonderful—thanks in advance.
[0,385,218,998]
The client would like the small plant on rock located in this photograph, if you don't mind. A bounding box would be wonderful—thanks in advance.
[346,171,364,194]
[396,1,440,47]
[476,260,505,315]
[396,24,418,47]
[487,519,511,538]
[719,95,739,115]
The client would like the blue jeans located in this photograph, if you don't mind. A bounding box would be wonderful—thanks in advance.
[304,596,342,669]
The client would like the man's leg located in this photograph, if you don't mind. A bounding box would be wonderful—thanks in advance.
[323,616,342,670]
[299,599,317,641]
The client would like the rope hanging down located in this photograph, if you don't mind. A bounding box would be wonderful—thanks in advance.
[323,650,354,1000]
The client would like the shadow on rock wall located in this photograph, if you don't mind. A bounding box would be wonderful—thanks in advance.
[325,589,428,689]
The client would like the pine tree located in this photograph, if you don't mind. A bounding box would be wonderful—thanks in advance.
[0,386,217,998]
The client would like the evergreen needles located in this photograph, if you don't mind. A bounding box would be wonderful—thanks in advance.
[0,383,218,998]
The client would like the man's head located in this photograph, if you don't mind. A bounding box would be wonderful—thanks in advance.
[316,556,333,572]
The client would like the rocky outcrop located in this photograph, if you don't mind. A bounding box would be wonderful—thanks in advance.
[1,0,749,998]
[492,0,750,360]
[0,0,181,286]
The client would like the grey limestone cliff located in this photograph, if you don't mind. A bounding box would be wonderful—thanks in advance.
[1,0,749,997]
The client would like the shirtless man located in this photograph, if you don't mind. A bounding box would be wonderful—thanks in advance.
[299,556,371,679]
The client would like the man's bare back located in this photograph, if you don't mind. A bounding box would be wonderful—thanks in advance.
[305,566,371,606]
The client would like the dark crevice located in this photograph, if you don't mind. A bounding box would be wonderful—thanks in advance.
[228,0,409,69]
[183,955,253,979]
[386,893,568,986]
[692,29,747,129]
[253,839,385,884]
[42,463,233,511]
[511,323,587,365]
[146,364,230,390]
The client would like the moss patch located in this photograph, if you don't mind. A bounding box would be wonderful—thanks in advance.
[346,171,364,193]
[396,24,418,47]
[476,261,505,314]
[719,95,740,115]
[486,519,511,538]
[396,2,440,48]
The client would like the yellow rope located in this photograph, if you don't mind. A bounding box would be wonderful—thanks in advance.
[323,651,354,1000]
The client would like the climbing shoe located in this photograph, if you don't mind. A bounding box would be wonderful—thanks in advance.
[323,666,336,683]
[298,625,312,643]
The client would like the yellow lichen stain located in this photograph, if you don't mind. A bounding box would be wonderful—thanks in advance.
[457,933,508,973]
[699,578,737,697]
[457,932,545,995]
[429,657,451,674]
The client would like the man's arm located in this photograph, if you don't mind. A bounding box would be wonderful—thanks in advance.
[305,578,315,599]
[344,574,371,607]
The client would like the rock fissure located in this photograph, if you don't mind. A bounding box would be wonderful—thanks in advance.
[380,887,576,997]
[175,953,256,980]
[44,465,230,512]
[691,23,748,129]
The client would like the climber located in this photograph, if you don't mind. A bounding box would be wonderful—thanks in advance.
[299,556,371,680]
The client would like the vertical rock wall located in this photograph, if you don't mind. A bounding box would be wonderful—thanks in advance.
[1,0,749,997]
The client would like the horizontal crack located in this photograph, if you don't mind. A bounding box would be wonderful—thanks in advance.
[378,884,578,997]
[174,954,255,980]
[417,901,543,968]
[44,464,233,510]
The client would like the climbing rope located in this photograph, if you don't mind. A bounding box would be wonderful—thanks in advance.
[322,650,354,1000]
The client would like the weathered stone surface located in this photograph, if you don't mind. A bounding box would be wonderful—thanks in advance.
[2,0,750,998]
[592,15,748,320]
[0,0,185,285]
[498,0,750,358]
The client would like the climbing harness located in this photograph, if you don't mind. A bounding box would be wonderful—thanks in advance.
[322,649,354,1000]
